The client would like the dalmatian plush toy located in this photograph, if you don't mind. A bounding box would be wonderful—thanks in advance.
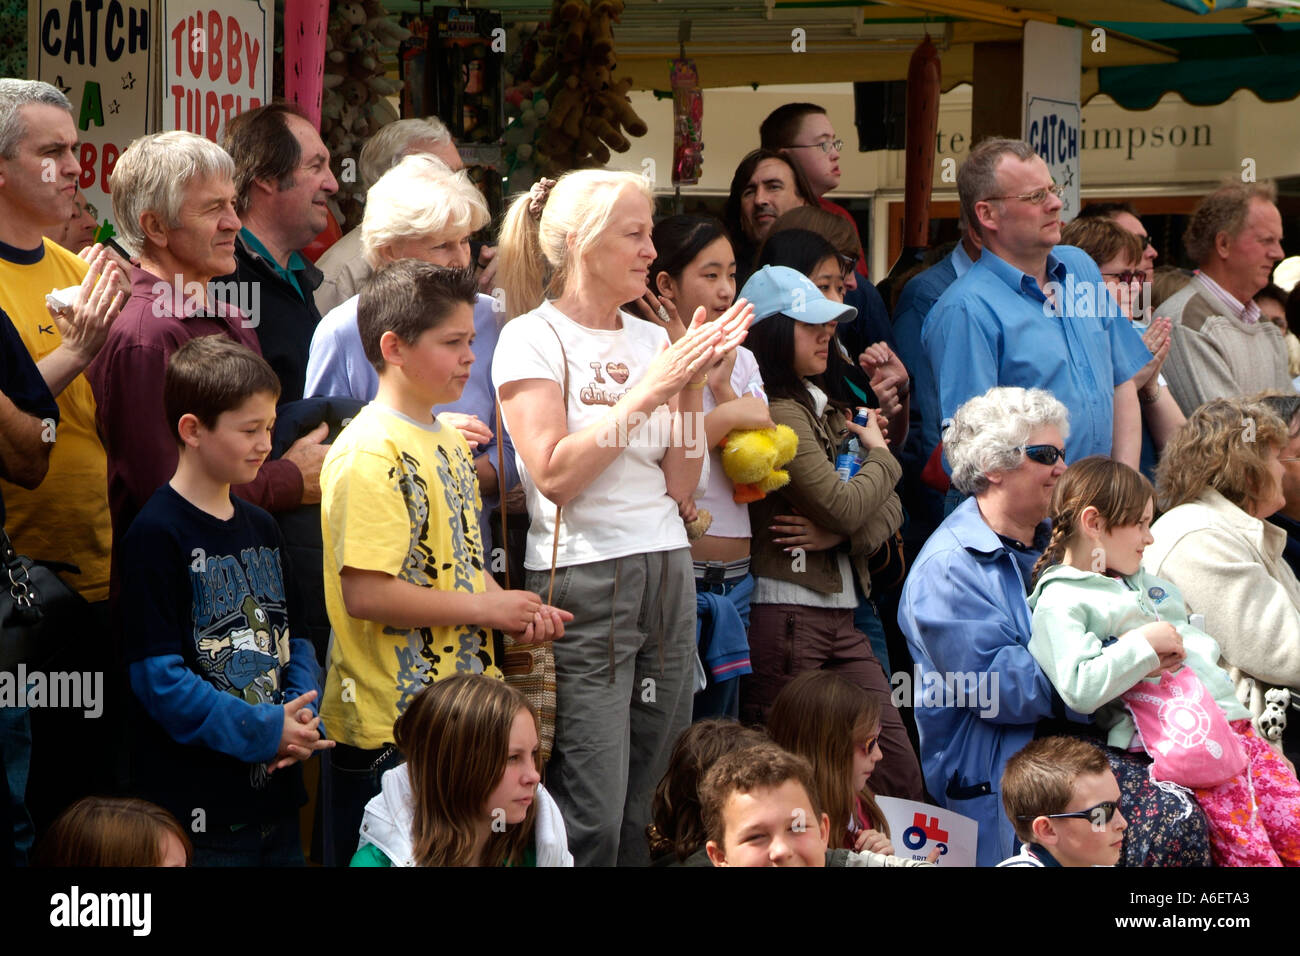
[1256,687,1291,744]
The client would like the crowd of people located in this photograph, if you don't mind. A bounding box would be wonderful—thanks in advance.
[2,78,1299,869]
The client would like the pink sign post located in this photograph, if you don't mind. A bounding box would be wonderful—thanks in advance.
[284,0,328,129]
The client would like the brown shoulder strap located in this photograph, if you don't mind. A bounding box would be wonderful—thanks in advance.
[495,399,510,589]
[541,320,568,605]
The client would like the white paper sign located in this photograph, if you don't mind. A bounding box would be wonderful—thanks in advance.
[29,0,156,237]
[162,0,272,144]
[876,796,979,867]
[1026,95,1081,221]
[1022,20,1082,222]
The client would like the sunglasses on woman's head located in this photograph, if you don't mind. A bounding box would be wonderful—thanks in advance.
[1017,800,1120,828]
[1022,444,1065,466]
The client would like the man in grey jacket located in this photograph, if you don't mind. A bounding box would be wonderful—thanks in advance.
[1161,183,1290,413]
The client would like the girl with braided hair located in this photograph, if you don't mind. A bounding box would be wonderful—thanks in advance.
[1027,455,1300,866]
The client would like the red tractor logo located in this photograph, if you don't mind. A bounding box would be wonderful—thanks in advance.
[902,813,949,856]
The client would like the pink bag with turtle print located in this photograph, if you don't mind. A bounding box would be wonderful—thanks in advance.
[1121,666,1249,790]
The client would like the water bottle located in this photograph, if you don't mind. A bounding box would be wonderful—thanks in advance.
[835,409,871,481]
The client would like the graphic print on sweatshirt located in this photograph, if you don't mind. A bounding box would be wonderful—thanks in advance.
[386,446,493,715]
[190,546,290,705]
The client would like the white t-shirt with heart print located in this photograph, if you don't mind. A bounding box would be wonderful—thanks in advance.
[492,299,691,570]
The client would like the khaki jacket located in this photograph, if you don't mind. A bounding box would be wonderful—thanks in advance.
[750,396,903,597]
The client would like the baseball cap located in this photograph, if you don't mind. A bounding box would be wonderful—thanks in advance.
[739,265,857,326]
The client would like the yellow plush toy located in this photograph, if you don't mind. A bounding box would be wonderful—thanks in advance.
[718,425,798,504]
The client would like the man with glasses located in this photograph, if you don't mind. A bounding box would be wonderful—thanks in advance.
[1158,183,1290,415]
[922,138,1151,479]
[219,104,339,403]
[761,103,866,277]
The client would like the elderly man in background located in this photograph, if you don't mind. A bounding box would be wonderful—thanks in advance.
[219,104,338,403]
[88,131,328,558]
[305,153,516,554]
[1161,183,1290,413]
[43,188,100,254]
[314,117,466,314]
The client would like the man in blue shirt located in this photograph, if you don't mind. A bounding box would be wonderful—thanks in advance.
[894,217,980,543]
[922,138,1149,469]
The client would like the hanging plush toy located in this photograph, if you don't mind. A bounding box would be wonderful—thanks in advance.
[528,0,648,175]
[670,58,703,185]
[719,425,798,504]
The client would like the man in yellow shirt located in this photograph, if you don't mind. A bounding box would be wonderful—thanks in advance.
[0,79,125,605]
[0,79,126,844]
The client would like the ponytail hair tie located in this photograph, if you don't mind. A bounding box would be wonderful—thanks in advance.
[528,177,558,220]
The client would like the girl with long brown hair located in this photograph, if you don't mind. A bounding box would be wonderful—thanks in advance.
[351,674,572,867]
[767,670,893,854]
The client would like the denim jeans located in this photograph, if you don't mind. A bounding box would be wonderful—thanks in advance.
[320,743,405,866]
[190,810,306,867]
[0,706,32,866]
[852,580,891,677]
[692,571,754,721]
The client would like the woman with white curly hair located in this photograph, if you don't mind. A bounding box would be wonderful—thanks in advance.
[898,386,1211,868]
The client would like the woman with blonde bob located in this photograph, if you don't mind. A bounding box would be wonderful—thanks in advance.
[1145,396,1300,740]
[351,674,571,867]
[304,153,515,551]
[491,170,753,866]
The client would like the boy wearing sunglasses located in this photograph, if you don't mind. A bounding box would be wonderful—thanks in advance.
[997,737,1128,867]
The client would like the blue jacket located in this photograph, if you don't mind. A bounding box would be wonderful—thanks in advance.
[897,496,1084,866]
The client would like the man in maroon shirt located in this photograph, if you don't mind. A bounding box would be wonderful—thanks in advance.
[87,130,328,553]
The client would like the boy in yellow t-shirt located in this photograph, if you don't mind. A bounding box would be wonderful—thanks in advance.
[318,261,570,865]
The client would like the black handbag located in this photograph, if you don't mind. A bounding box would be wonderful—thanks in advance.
[1,526,92,672]
[868,528,908,594]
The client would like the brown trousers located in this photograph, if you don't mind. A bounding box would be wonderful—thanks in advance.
[742,602,926,803]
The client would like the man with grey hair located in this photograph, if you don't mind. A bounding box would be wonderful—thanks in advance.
[922,137,1151,483]
[87,130,328,557]
[0,78,127,604]
[1161,184,1290,414]
[314,117,464,314]
[0,76,128,863]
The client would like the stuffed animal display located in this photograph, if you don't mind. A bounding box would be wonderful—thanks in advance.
[719,425,798,505]
[523,0,648,176]
[320,0,409,228]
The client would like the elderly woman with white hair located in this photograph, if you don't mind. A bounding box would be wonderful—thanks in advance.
[304,153,513,552]
[492,170,752,866]
[898,386,1211,868]
[314,116,463,313]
